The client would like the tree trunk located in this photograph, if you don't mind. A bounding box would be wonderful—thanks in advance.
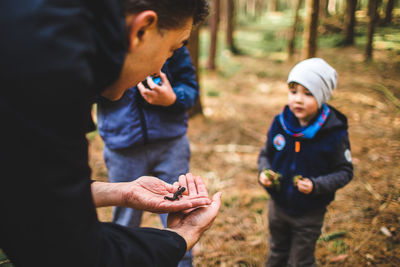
[269,0,279,12]
[207,0,220,70]
[320,0,330,18]
[328,0,336,15]
[302,0,319,59]
[288,0,303,60]
[247,0,256,17]
[344,0,357,45]
[382,0,396,25]
[187,27,203,116]
[365,0,378,61]
[226,0,239,54]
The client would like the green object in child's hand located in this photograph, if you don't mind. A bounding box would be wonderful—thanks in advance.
[262,169,282,191]
[293,175,304,186]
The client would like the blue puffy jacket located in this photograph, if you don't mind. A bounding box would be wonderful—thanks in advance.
[258,105,353,215]
[97,47,199,149]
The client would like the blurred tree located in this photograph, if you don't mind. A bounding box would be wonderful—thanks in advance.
[302,0,319,59]
[269,0,279,11]
[320,0,330,18]
[365,0,378,61]
[288,0,303,60]
[187,27,203,116]
[344,0,358,45]
[225,0,239,54]
[382,0,396,24]
[208,0,221,70]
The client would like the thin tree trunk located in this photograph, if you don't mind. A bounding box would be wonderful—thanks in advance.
[328,0,336,15]
[207,0,220,70]
[302,0,319,59]
[320,0,329,18]
[344,0,357,45]
[365,0,378,61]
[288,0,303,60]
[269,0,279,12]
[382,0,396,25]
[226,0,239,54]
[247,0,256,17]
[187,27,203,116]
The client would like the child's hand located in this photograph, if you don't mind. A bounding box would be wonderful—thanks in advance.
[258,172,273,188]
[297,178,313,194]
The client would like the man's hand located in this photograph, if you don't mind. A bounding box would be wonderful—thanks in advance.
[258,172,272,187]
[166,174,221,251]
[91,175,211,213]
[137,72,176,106]
[122,175,211,213]
[297,178,313,194]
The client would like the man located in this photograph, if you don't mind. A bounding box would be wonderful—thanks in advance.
[0,0,220,266]
[97,46,199,267]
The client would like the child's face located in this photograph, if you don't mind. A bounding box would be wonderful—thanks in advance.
[288,83,319,126]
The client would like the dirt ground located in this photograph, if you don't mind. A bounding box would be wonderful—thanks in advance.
[90,46,400,266]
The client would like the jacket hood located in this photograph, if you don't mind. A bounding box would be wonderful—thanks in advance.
[320,105,348,133]
[280,104,347,138]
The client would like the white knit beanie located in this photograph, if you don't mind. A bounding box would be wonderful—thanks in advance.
[287,58,338,108]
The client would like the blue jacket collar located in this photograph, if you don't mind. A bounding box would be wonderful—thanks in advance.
[279,104,330,139]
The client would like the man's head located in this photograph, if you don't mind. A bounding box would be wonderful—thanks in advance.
[123,0,209,29]
[102,0,209,100]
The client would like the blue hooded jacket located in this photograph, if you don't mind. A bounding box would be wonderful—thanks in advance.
[97,47,198,149]
[258,105,353,215]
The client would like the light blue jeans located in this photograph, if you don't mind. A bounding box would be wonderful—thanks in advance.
[104,135,193,267]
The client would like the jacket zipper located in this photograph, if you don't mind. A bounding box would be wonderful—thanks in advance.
[290,139,301,175]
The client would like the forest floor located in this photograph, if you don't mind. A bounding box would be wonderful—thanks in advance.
[90,46,400,266]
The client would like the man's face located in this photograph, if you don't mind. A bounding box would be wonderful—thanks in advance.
[102,15,193,100]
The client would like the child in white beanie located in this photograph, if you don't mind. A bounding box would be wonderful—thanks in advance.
[257,58,353,267]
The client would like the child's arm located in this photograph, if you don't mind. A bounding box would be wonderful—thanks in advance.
[257,125,276,174]
[310,134,353,195]
[258,146,272,172]
[166,47,199,111]
[257,127,277,188]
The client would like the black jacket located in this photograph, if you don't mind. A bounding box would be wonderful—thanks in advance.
[0,1,186,266]
[258,105,353,215]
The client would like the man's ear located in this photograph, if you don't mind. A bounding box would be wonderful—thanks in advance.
[125,11,158,51]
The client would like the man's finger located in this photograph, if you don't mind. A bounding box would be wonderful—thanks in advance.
[194,175,209,197]
[161,196,211,213]
[186,173,198,196]
[179,174,188,194]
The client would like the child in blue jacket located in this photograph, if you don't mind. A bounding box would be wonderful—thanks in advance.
[97,46,198,267]
[258,58,353,267]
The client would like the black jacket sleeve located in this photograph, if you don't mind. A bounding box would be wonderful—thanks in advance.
[99,224,186,267]
[257,123,275,173]
[311,134,354,195]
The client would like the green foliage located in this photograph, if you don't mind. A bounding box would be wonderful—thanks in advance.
[199,7,400,66]
[86,129,99,141]
[330,239,349,255]
[0,249,13,267]
[318,231,347,242]
[206,89,220,97]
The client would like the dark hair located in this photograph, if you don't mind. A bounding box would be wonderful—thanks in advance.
[288,82,299,89]
[123,0,209,29]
